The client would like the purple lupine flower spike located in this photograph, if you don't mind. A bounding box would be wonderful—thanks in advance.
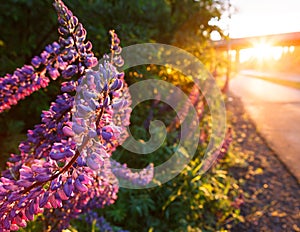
[0,1,154,231]
[0,0,97,114]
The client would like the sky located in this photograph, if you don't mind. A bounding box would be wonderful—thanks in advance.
[222,0,300,38]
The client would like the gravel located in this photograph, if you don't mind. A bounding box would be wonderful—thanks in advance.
[227,92,300,232]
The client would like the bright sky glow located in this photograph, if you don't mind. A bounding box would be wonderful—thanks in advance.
[210,0,300,62]
[228,0,300,38]
[239,45,292,63]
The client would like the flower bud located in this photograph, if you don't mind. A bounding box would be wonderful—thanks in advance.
[112,99,124,110]
[102,131,113,141]
[109,79,119,90]
[35,174,51,182]
[72,123,85,134]
[88,129,97,138]
[62,126,75,137]
[48,67,60,80]
[39,192,50,208]
[50,151,65,160]
[86,156,100,170]
[74,178,88,192]
[31,56,41,68]
[63,178,74,197]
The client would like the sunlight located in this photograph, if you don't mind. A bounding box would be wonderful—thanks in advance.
[238,41,296,63]
[252,41,274,61]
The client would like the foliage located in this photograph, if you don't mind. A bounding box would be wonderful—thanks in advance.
[0,0,242,231]
[95,74,242,231]
[0,0,227,162]
[0,1,144,230]
[101,169,242,232]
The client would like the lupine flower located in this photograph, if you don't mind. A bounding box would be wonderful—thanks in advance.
[0,0,233,229]
[197,127,233,175]
[0,1,155,231]
[0,0,97,113]
[84,211,129,232]
[111,160,154,186]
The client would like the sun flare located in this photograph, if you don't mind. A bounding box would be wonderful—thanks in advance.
[238,40,294,63]
[252,41,273,60]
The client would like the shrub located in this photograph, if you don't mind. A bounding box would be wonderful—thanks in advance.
[0,1,241,231]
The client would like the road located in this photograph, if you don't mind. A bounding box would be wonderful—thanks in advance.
[229,74,300,182]
[239,70,300,83]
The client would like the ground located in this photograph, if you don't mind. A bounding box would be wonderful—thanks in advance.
[227,92,300,232]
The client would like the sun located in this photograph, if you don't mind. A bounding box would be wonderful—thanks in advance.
[252,41,273,61]
[239,40,287,63]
